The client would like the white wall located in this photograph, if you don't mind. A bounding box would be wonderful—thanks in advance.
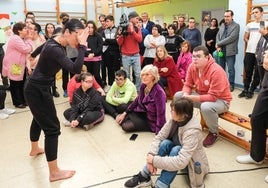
[228,0,247,87]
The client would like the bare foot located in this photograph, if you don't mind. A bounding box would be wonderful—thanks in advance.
[49,169,76,182]
[29,148,45,156]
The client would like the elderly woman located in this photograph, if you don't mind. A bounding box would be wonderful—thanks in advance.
[153,45,183,97]
[116,64,166,134]
[2,22,33,108]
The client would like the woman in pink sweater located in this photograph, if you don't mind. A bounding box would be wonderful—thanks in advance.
[176,41,192,81]
[2,22,32,108]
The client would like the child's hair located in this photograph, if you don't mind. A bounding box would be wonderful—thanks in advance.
[75,72,93,82]
[181,40,191,53]
[170,97,193,120]
[115,69,127,79]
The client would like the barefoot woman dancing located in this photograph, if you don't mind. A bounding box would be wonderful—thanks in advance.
[24,19,89,182]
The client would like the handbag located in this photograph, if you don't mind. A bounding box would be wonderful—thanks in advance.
[11,63,23,75]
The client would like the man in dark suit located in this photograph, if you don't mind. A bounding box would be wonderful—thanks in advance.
[141,12,155,34]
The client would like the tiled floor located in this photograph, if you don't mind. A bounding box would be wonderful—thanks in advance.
[0,84,268,188]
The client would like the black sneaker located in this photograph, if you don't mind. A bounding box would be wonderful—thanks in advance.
[124,172,152,188]
[246,91,253,99]
[238,90,247,98]
[230,86,234,92]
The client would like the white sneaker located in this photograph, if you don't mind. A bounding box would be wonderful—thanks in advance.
[236,154,263,164]
[265,174,268,183]
[63,119,71,127]
[0,113,9,120]
[0,108,16,115]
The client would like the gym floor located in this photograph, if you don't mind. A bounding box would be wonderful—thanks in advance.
[0,83,267,188]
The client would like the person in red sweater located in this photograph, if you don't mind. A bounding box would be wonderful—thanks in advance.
[67,65,105,104]
[174,45,232,147]
[117,11,142,92]
[153,45,183,97]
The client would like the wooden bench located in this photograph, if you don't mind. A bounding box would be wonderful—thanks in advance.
[200,111,268,157]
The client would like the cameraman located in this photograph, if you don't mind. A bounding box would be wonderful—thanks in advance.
[117,11,142,92]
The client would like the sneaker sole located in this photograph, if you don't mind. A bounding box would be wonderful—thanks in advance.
[124,180,152,188]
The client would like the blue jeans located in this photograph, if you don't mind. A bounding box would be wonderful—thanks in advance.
[218,55,236,87]
[121,54,141,92]
[143,139,181,187]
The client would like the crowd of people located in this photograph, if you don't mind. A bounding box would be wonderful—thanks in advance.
[0,6,268,187]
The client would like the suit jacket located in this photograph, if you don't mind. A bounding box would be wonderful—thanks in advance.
[216,21,240,56]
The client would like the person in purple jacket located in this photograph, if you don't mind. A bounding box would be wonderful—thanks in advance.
[116,64,166,134]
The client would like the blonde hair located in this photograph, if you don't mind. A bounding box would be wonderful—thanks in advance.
[155,45,168,62]
[140,64,160,84]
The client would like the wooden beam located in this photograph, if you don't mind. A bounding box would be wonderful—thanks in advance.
[116,0,169,8]
[85,0,88,20]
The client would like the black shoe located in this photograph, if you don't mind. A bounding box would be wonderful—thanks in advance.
[15,104,26,109]
[124,172,152,188]
[246,91,253,99]
[230,86,234,92]
[238,90,247,98]
[52,90,60,97]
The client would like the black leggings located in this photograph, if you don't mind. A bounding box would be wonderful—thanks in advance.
[243,53,260,91]
[0,88,6,109]
[24,79,60,162]
[250,77,268,162]
[63,108,103,128]
[121,111,151,132]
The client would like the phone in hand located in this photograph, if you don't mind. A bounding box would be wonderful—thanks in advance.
[129,133,138,141]
[260,21,265,29]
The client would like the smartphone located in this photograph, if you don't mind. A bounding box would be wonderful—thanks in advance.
[260,21,265,29]
[129,133,138,141]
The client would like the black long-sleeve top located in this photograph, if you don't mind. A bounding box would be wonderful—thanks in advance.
[30,39,86,84]
[85,33,103,57]
[69,87,103,121]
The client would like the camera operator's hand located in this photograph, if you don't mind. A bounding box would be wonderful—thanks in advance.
[117,28,122,36]
[128,22,134,33]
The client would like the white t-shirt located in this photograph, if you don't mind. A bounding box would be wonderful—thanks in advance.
[245,21,268,53]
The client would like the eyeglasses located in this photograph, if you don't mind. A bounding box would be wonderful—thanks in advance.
[192,54,205,59]
[115,77,125,82]
[83,80,93,83]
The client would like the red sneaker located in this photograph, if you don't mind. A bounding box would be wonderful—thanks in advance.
[203,132,218,147]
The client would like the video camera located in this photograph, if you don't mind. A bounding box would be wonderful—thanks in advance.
[118,13,129,36]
